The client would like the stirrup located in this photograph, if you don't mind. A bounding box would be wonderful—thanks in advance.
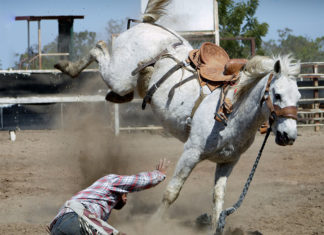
[214,112,227,126]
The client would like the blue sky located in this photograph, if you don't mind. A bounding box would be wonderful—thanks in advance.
[0,0,323,69]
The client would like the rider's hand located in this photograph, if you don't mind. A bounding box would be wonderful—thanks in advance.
[156,158,170,175]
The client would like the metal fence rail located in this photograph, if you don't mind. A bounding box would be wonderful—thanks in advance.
[0,95,106,104]
[0,94,109,131]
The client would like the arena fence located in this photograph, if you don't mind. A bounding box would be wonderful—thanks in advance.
[297,62,324,131]
[0,61,323,134]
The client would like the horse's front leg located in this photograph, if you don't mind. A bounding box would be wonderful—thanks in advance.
[54,40,109,78]
[213,162,236,234]
[155,147,202,218]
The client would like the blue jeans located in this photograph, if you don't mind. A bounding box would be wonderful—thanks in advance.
[51,212,85,235]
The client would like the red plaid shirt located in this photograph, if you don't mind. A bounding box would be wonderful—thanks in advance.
[50,170,165,228]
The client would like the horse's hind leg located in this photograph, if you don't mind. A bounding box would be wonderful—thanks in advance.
[213,162,235,234]
[155,147,202,217]
[54,40,109,78]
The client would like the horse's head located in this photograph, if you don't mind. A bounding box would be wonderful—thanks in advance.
[267,56,301,146]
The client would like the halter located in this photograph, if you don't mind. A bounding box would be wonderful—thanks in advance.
[261,73,298,125]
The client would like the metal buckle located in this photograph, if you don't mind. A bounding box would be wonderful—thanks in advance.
[182,60,190,67]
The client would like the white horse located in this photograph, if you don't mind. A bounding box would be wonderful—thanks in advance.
[55,0,301,232]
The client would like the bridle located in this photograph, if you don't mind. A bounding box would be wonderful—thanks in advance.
[261,73,298,125]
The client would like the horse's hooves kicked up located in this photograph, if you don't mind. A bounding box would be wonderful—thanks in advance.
[105,91,134,103]
[54,61,81,78]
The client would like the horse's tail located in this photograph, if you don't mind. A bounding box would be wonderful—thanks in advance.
[142,0,171,23]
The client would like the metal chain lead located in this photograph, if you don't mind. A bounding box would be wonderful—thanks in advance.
[216,127,272,234]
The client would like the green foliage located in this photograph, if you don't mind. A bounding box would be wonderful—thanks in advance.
[71,31,97,61]
[105,19,127,52]
[263,28,324,62]
[16,31,97,70]
[14,19,127,70]
[14,44,38,69]
[41,39,58,69]
[218,0,268,58]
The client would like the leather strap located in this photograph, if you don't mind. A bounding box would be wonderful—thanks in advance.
[142,61,185,110]
[261,73,298,124]
[190,89,207,119]
[131,48,168,76]
[274,105,298,120]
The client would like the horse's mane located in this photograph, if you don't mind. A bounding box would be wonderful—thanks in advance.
[142,0,171,23]
[234,55,300,103]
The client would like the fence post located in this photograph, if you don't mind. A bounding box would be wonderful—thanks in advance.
[313,65,320,131]
[114,104,120,136]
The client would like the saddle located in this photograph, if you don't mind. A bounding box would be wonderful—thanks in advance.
[188,42,247,90]
[188,42,247,123]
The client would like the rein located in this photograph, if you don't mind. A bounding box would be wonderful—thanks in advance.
[215,72,298,234]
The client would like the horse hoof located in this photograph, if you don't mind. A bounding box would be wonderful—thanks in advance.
[105,91,134,103]
[196,213,211,227]
[54,61,80,78]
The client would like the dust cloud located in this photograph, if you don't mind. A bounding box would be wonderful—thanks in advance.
[50,101,132,187]
[47,98,217,234]
[45,81,264,235]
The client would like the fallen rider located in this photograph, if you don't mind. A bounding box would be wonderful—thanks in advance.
[49,158,169,235]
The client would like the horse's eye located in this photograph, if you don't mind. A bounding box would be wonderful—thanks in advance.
[275,94,281,100]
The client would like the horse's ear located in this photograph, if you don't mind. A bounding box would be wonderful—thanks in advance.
[274,60,281,73]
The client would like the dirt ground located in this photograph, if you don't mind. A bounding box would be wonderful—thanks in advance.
[0,125,323,235]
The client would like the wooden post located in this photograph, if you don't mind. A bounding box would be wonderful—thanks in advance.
[313,64,320,131]
[110,34,120,136]
[251,37,256,56]
[38,20,42,69]
[27,20,30,62]
[214,0,220,46]
[114,104,120,136]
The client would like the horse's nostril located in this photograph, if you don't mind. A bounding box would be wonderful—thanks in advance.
[283,131,296,145]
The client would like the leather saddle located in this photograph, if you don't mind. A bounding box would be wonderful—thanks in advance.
[188,42,247,91]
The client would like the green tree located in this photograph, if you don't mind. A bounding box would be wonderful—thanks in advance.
[71,31,97,61]
[16,30,97,69]
[14,44,38,69]
[219,0,269,58]
[263,28,324,62]
[105,19,127,52]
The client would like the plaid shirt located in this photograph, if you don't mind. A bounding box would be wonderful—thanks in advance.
[50,170,165,228]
